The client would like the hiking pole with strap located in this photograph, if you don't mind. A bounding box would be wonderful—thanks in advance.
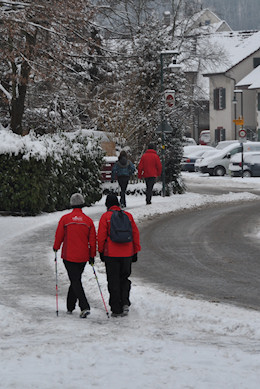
[91,264,110,318]
[54,251,59,317]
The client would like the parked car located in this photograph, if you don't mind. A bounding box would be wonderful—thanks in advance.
[182,145,216,172]
[182,136,197,146]
[229,152,260,177]
[196,142,260,176]
[199,130,210,145]
[101,156,117,182]
[216,140,240,149]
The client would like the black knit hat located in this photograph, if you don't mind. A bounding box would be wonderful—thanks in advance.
[105,194,119,209]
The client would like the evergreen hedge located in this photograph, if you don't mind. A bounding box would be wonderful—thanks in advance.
[0,130,104,215]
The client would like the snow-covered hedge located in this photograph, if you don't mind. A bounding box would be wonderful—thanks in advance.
[0,128,104,215]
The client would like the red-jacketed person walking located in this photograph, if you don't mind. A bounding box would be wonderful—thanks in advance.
[53,193,96,318]
[98,194,141,317]
[138,144,162,205]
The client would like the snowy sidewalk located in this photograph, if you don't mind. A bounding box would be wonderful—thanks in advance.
[1,188,260,389]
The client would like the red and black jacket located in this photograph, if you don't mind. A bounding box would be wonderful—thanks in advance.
[98,205,141,258]
[53,208,96,263]
[138,149,162,179]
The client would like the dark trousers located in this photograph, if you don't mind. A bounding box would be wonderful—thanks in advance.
[118,176,129,207]
[105,257,132,314]
[145,177,156,204]
[63,260,90,312]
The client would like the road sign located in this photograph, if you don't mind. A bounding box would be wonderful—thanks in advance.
[239,128,247,138]
[156,120,173,133]
[165,90,175,107]
[233,117,244,125]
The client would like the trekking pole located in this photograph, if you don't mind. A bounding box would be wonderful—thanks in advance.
[91,264,110,318]
[54,251,59,317]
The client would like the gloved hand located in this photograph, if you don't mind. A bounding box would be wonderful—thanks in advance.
[89,257,95,265]
[53,248,58,252]
[99,252,105,262]
[132,253,138,262]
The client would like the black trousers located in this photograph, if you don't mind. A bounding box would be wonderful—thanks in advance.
[118,176,129,207]
[105,257,132,314]
[63,260,90,312]
[145,177,156,204]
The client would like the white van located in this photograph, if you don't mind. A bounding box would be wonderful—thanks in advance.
[197,142,260,176]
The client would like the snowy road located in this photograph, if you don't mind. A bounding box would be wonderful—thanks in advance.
[3,179,260,317]
[135,199,260,310]
[1,184,260,388]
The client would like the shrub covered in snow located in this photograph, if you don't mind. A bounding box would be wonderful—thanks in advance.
[0,128,104,215]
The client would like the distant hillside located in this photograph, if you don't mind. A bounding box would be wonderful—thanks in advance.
[203,0,260,31]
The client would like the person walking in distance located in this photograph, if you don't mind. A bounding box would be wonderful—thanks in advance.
[138,144,162,205]
[98,194,141,317]
[53,193,96,318]
[111,150,136,208]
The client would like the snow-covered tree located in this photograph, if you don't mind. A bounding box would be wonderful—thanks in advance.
[0,0,108,135]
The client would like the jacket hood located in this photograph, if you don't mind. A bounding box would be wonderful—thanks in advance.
[118,156,128,166]
[108,205,121,211]
[105,194,119,209]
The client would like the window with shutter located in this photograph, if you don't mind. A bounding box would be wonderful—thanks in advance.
[253,58,260,68]
[213,88,226,110]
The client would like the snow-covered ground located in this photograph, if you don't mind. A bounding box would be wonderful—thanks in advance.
[1,173,260,389]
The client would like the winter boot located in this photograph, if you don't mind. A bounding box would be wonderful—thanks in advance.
[122,305,129,316]
[80,309,90,318]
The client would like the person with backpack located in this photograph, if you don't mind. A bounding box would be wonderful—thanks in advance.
[111,150,136,208]
[98,194,141,317]
[53,193,96,318]
[138,144,162,205]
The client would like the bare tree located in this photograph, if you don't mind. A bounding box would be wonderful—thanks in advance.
[0,0,103,134]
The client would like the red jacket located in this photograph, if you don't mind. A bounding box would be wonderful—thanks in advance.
[138,149,162,179]
[98,205,141,258]
[53,208,96,263]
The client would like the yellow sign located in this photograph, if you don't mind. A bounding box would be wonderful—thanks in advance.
[233,117,244,125]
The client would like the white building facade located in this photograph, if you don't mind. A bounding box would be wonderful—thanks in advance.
[204,31,260,144]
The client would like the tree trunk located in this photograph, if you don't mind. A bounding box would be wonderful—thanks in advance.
[10,31,36,136]
[10,79,28,136]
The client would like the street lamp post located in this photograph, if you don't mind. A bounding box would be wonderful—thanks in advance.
[234,89,244,177]
[232,94,237,139]
[160,50,180,197]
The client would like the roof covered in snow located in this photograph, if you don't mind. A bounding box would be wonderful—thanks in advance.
[236,65,260,89]
[182,30,260,99]
[204,30,260,75]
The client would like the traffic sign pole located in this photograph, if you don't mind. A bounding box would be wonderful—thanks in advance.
[237,124,246,178]
[241,141,244,178]
[239,128,246,139]
[165,90,175,108]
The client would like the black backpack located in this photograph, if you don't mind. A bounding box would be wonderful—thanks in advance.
[109,210,133,243]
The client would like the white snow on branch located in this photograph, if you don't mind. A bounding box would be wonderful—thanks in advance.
[0,83,12,102]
